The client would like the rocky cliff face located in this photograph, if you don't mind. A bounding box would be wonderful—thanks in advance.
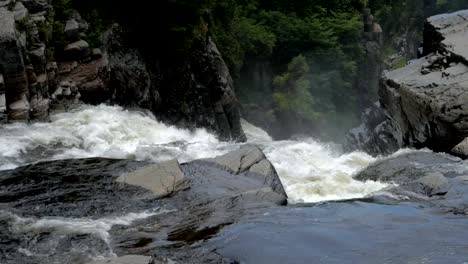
[0,0,246,142]
[346,9,468,155]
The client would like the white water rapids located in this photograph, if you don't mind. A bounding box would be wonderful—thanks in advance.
[0,104,390,203]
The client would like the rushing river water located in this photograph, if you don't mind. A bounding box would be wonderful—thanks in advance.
[0,104,388,203]
[3,105,468,264]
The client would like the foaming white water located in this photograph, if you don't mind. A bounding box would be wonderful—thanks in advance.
[241,119,273,143]
[8,209,172,244]
[0,105,236,170]
[260,139,387,203]
[0,105,395,203]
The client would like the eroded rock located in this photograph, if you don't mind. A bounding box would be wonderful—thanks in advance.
[347,9,468,155]
[451,137,468,158]
[116,160,189,198]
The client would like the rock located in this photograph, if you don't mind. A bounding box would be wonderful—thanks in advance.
[0,0,11,8]
[102,25,156,109]
[87,255,153,264]
[21,0,48,14]
[451,137,468,158]
[188,37,247,142]
[206,145,287,197]
[352,9,468,154]
[12,2,28,21]
[64,19,79,40]
[409,172,449,197]
[344,102,404,156]
[57,57,110,104]
[0,73,5,111]
[0,147,287,263]
[423,10,468,61]
[28,44,46,70]
[356,151,468,212]
[91,48,102,59]
[96,25,246,142]
[64,40,90,61]
[0,8,30,121]
[116,160,190,198]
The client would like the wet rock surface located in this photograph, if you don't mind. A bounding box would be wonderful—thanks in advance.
[356,151,468,214]
[0,146,286,263]
[1,146,468,263]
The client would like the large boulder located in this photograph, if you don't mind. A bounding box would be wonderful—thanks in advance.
[0,146,286,263]
[380,10,468,152]
[347,9,468,155]
[451,137,468,158]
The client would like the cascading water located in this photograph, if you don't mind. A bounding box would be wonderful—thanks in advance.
[0,104,388,203]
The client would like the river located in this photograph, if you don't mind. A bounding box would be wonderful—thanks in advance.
[0,104,388,203]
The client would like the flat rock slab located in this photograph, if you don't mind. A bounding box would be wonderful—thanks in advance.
[116,159,189,197]
[427,10,468,60]
[88,255,153,264]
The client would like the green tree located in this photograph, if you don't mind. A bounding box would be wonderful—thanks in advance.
[273,55,318,121]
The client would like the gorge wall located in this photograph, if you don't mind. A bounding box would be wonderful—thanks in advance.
[346,9,468,156]
[0,0,246,142]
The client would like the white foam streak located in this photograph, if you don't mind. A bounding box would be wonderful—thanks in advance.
[10,210,171,244]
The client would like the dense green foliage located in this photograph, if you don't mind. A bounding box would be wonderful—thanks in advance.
[208,0,366,138]
[273,55,318,122]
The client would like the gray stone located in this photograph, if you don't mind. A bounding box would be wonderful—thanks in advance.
[207,145,264,174]
[409,172,449,197]
[357,151,468,213]
[0,7,30,121]
[452,137,468,158]
[64,19,79,40]
[344,102,404,156]
[0,0,11,8]
[0,91,5,111]
[424,10,468,61]
[28,44,46,69]
[91,48,102,59]
[12,1,28,21]
[87,255,153,264]
[116,159,190,197]
[354,9,468,154]
[64,39,90,61]
[206,145,287,197]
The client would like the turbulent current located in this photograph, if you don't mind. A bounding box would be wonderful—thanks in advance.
[0,104,388,203]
